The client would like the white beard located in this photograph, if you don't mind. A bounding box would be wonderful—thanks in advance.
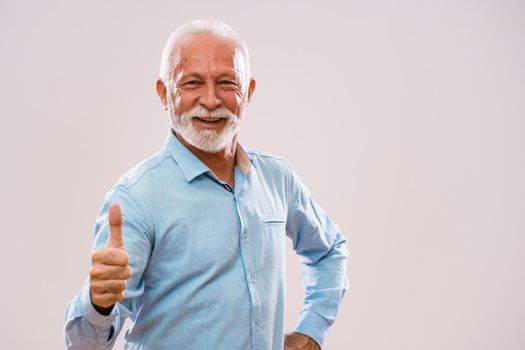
[168,94,245,155]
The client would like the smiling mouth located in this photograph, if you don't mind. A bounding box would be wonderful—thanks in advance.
[195,117,224,123]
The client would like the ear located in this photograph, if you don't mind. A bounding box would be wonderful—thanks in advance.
[247,78,256,103]
[156,79,168,110]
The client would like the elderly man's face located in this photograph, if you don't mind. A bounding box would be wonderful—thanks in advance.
[157,33,255,153]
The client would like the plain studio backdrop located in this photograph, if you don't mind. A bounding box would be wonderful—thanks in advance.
[1,0,524,349]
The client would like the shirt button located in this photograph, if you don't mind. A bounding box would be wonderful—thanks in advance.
[242,229,247,239]
[249,274,254,282]
[253,323,258,330]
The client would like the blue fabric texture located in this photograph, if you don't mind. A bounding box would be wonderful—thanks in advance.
[64,130,349,349]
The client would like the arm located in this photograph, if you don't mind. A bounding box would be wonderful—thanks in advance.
[284,162,349,348]
[64,186,153,349]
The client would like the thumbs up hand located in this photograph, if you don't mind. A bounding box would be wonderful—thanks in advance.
[89,203,132,311]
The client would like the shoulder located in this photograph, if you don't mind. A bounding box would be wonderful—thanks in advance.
[245,148,293,174]
[244,147,309,196]
[113,148,180,192]
[243,148,300,196]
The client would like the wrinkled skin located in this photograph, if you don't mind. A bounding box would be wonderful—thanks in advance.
[156,33,256,185]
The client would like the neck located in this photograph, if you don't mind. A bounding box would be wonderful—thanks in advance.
[173,129,237,187]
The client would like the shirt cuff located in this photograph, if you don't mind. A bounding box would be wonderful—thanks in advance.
[293,310,330,348]
[81,285,117,328]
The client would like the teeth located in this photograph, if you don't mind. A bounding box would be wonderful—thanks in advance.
[198,117,221,122]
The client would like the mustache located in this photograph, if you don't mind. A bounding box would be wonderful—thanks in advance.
[180,105,236,120]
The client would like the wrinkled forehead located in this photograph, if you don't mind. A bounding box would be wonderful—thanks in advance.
[171,33,247,78]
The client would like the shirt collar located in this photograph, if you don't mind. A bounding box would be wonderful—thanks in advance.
[164,130,255,183]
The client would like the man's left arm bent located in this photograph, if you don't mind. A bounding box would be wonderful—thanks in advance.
[283,161,349,349]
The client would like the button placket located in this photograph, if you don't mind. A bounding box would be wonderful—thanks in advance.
[233,191,261,346]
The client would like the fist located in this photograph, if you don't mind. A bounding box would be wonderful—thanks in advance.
[284,332,321,350]
[89,203,132,310]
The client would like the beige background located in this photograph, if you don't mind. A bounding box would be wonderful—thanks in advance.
[1,0,524,349]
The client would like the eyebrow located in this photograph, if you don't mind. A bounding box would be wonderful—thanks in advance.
[183,67,240,77]
[178,72,241,83]
[178,72,205,81]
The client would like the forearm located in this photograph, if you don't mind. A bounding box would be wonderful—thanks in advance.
[294,235,349,347]
[64,281,123,349]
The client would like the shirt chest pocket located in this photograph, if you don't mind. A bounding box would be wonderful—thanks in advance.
[263,219,286,234]
[256,218,287,272]
[262,218,286,243]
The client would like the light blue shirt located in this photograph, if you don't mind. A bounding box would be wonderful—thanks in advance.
[64,130,349,350]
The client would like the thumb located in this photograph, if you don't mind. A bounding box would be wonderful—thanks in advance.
[106,202,124,249]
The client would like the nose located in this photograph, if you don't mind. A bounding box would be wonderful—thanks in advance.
[199,82,221,110]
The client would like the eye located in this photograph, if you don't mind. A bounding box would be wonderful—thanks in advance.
[184,80,201,86]
[218,80,239,90]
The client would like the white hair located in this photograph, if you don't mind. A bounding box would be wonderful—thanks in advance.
[159,20,251,89]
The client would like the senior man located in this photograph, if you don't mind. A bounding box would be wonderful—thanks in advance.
[64,20,348,350]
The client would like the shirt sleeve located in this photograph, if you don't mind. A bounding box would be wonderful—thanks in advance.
[64,185,153,349]
[284,161,349,347]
